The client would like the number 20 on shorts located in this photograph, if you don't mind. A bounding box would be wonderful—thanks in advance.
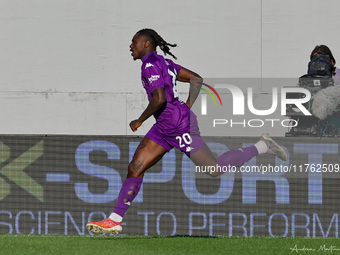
[176,133,192,148]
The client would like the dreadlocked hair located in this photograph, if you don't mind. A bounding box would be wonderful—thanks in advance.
[137,28,178,59]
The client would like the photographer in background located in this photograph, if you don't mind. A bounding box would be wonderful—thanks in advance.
[287,45,340,136]
[308,45,340,123]
[310,45,340,85]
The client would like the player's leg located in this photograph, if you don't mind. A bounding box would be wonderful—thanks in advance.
[189,143,259,177]
[189,133,287,176]
[111,137,167,220]
[86,137,168,234]
[126,137,168,178]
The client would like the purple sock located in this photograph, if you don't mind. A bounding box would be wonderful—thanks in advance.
[113,177,143,218]
[217,145,258,167]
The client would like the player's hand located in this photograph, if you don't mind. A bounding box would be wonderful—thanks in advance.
[129,119,142,132]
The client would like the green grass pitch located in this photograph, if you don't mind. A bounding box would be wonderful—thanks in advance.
[1,235,340,255]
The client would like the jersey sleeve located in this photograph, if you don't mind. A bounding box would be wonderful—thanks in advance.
[166,59,182,76]
[174,62,182,75]
[142,64,165,93]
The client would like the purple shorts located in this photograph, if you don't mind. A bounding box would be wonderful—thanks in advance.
[145,111,206,156]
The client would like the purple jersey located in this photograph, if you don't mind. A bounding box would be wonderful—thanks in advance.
[140,51,205,155]
[141,51,188,130]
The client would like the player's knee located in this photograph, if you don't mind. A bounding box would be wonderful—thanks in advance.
[127,161,143,178]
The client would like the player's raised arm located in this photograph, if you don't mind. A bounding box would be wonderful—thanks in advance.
[177,67,203,109]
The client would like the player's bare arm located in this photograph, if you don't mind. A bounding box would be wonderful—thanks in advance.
[129,87,166,132]
[177,67,203,108]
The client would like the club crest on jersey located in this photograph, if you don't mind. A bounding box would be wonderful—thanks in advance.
[148,75,160,83]
[145,63,154,69]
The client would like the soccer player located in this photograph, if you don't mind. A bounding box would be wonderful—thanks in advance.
[86,28,287,234]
